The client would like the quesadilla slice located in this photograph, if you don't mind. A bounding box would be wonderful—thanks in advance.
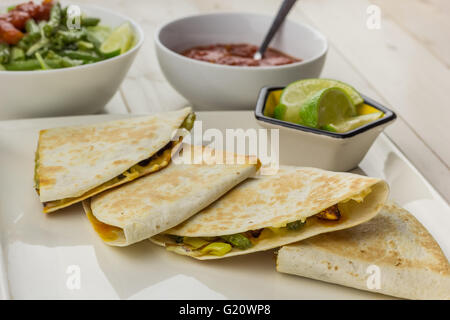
[35,107,194,213]
[276,202,450,300]
[151,166,389,259]
[82,145,260,246]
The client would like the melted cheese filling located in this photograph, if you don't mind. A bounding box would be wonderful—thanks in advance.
[85,203,123,242]
[171,187,373,256]
[37,113,196,213]
[42,145,173,213]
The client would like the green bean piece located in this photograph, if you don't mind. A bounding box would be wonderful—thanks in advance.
[26,38,49,57]
[7,5,16,12]
[81,17,100,27]
[5,60,42,71]
[10,47,25,61]
[60,5,68,26]
[35,52,50,70]
[49,35,64,51]
[59,57,83,68]
[46,59,66,69]
[221,233,253,250]
[24,20,42,44]
[26,19,40,37]
[56,30,86,44]
[16,38,30,51]
[286,220,306,231]
[60,49,101,62]
[43,3,62,37]
[77,40,94,51]
[52,54,83,68]
[0,43,10,65]
[17,30,42,52]
[5,59,73,71]
[45,50,59,60]
[43,51,82,68]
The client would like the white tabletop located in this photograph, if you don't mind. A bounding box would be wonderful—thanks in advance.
[81,0,449,204]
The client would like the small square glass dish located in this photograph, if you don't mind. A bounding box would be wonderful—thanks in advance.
[255,86,396,171]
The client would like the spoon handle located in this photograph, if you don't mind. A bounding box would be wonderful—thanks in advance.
[255,0,298,60]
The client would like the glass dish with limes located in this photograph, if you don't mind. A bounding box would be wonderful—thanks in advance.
[255,78,396,171]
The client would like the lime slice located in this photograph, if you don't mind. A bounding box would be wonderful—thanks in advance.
[280,78,363,112]
[274,103,303,124]
[326,112,383,133]
[300,87,356,128]
[100,23,134,56]
[87,25,112,46]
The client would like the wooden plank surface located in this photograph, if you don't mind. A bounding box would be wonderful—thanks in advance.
[77,0,449,202]
[102,91,129,114]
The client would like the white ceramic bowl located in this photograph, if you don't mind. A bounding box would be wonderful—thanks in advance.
[0,3,144,120]
[255,86,397,172]
[155,13,327,110]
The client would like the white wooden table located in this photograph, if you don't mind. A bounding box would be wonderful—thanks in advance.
[91,0,450,203]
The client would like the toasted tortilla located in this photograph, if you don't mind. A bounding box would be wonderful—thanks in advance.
[36,107,192,213]
[82,145,260,246]
[151,166,389,259]
[276,202,450,300]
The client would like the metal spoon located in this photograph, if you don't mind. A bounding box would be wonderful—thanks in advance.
[253,0,298,61]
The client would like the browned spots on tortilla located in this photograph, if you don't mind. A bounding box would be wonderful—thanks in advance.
[305,205,450,275]
[186,224,202,234]
[113,159,130,166]
[162,167,383,237]
[38,166,66,187]
[313,175,341,186]
[41,165,65,173]
[91,149,256,229]
[37,116,164,153]
[260,173,304,196]
[39,177,56,186]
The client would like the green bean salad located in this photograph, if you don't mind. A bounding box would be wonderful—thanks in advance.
[0,1,135,71]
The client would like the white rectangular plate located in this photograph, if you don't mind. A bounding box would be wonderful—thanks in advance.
[0,111,448,300]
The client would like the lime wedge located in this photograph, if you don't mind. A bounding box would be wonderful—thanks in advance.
[280,79,363,112]
[326,112,383,133]
[87,25,112,46]
[300,87,356,128]
[100,23,134,56]
[273,103,303,124]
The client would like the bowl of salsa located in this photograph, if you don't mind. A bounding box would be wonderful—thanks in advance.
[181,43,301,67]
[155,13,328,110]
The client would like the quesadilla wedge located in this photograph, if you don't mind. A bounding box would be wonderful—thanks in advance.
[82,145,260,246]
[35,107,194,213]
[150,166,389,259]
[276,202,450,300]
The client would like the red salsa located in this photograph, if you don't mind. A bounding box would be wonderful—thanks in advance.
[182,43,301,67]
[0,0,53,45]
